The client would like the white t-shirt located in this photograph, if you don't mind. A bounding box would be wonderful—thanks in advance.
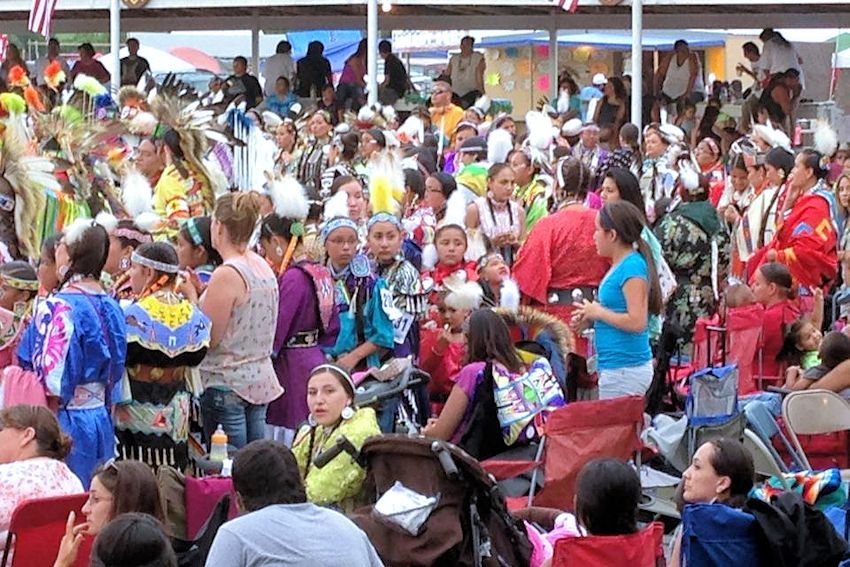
[449,52,484,96]
[263,53,296,96]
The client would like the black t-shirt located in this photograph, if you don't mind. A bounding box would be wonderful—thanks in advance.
[227,73,263,109]
[296,57,332,97]
[384,54,409,97]
[119,56,150,86]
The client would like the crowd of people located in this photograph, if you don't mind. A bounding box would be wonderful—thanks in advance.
[1,25,850,566]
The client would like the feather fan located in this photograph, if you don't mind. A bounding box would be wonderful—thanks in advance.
[121,168,154,217]
[269,176,310,220]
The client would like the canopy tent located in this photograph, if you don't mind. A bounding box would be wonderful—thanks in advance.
[475,29,727,51]
[169,46,221,74]
[284,30,363,73]
[98,45,195,76]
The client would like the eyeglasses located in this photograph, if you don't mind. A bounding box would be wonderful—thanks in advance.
[326,237,358,246]
[432,89,449,95]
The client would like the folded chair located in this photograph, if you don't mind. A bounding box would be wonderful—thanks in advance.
[782,389,850,470]
[743,428,791,490]
[551,522,665,567]
[1,493,92,567]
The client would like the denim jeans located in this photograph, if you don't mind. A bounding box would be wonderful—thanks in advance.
[200,388,268,450]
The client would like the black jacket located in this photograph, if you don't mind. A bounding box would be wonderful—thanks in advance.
[745,492,848,567]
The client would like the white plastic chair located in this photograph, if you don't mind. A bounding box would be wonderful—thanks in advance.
[743,428,791,490]
[781,389,850,470]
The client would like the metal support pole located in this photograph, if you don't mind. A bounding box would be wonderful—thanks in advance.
[631,0,643,131]
[549,24,558,99]
[251,12,260,78]
[109,0,120,94]
[367,0,379,105]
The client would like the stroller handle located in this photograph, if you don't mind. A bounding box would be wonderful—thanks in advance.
[314,435,364,469]
[431,441,460,480]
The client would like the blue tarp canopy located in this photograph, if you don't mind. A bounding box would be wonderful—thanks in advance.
[286,30,362,72]
[476,29,726,50]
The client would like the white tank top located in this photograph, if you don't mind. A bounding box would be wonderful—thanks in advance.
[450,52,484,96]
[662,53,705,99]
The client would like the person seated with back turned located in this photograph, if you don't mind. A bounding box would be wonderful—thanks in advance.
[204,440,384,567]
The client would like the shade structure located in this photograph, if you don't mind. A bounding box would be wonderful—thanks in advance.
[169,46,222,74]
[98,45,196,76]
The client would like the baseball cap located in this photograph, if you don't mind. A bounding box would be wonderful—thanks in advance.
[592,73,608,86]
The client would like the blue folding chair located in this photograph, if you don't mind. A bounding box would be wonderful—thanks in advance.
[744,400,807,472]
[681,503,764,567]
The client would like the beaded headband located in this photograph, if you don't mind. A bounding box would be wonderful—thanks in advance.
[1,275,39,291]
[131,250,180,274]
[320,217,359,243]
[184,218,204,247]
[366,212,403,232]
[115,227,152,245]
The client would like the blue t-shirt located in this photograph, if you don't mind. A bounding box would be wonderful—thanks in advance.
[594,252,652,370]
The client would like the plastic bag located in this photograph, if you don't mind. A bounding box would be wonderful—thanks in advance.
[372,480,439,536]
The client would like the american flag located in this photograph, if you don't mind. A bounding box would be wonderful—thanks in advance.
[554,0,580,12]
[28,0,59,37]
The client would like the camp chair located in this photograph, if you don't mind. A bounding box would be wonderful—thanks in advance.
[743,428,791,490]
[680,503,762,566]
[483,396,645,511]
[1,493,92,567]
[743,400,807,472]
[551,521,665,567]
[782,389,850,470]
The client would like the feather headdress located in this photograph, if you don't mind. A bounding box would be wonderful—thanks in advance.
[500,278,520,311]
[470,95,491,119]
[814,119,839,159]
[322,189,350,220]
[368,152,405,218]
[445,281,484,311]
[397,114,425,146]
[487,127,514,165]
[752,123,791,152]
[269,176,310,221]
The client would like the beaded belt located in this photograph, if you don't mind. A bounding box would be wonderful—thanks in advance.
[285,330,319,349]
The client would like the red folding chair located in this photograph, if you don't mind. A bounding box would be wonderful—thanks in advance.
[1,493,92,567]
[483,396,645,511]
[552,521,665,567]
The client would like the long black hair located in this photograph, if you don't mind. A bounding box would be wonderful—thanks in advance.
[466,309,523,373]
[605,168,646,221]
[598,201,663,315]
[59,222,110,289]
[575,459,640,535]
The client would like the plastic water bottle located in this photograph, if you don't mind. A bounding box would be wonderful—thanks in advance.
[572,289,598,374]
[209,425,228,462]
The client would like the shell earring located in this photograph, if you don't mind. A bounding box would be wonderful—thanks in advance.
[275,246,284,257]
[120,256,131,271]
[307,414,317,427]
[341,406,355,420]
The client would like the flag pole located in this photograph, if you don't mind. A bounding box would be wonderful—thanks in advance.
[110,0,120,94]
[367,0,378,105]
[630,0,643,132]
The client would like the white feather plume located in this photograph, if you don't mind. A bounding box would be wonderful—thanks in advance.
[357,105,376,124]
[135,212,162,233]
[269,176,310,220]
[381,105,397,125]
[203,156,230,197]
[94,212,118,235]
[127,111,158,135]
[556,90,570,114]
[121,168,154,217]
[499,278,520,311]
[679,159,701,192]
[322,189,350,220]
[262,111,283,130]
[445,281,484,311]
[473,95,491,116]
[63,217,94,247]
[421,243,438,270]
[814,120,838,158]
[752,124,791,151]
[442,188,467,229]
[397,115,425,145]
[487,128,514,165]
[525,111,554,151]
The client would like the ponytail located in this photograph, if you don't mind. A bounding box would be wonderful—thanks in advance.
[636,239,663,315]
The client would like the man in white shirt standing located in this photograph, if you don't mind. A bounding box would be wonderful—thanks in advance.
[446,36,485,110]
[263,40,296,98]
[34,38,70,86]
[760,28,804,88]
[737,41,768,131]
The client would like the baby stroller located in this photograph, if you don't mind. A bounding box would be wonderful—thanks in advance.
[354,358,431,433]
[349,434,532,567]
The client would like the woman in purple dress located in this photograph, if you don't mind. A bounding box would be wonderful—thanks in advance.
[260,178,340,444]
